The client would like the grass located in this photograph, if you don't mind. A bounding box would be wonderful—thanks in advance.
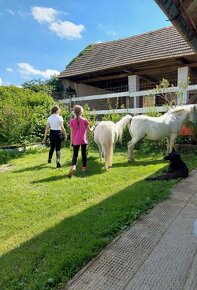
[0,147,197,290]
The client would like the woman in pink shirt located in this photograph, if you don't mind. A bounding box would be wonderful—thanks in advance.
[68,105,93,177]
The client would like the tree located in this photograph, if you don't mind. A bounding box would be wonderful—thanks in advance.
[22,79,52,95]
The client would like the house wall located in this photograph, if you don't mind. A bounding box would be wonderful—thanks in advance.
[61,79,110,97]
[60,65,193,111]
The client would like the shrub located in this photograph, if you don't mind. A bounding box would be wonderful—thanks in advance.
[0,86,65,144]
[0,149,20,164]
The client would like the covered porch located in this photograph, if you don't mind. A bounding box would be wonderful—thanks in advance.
[58,26,197,116]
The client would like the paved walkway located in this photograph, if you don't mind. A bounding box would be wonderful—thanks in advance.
[66,169,197,290]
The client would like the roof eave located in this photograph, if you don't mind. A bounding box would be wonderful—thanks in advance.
[154,0,197,52]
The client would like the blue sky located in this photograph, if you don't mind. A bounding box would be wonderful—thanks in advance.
[0,0,170,86]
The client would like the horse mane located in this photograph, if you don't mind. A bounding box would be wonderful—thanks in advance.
[168,105,194,115]
[115,115,132,142]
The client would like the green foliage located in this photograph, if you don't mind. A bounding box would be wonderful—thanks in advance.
[22,75,64,95]
[46,75,64,92]
[65,86,76,97]
[22,79,53,95]
[0,86,54,144]
[66,44,96,68]
[151,77,190,107]
[176,135,194,145]
[0,149,20,164]
[0,149,197,289]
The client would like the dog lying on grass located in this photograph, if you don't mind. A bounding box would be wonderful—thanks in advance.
[146,150,188,181]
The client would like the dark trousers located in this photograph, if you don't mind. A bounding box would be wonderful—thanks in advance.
[72,144,87,167]
[49,130,62,161]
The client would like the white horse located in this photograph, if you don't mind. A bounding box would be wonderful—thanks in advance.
[94,115,133,170]
[128,104,196,162]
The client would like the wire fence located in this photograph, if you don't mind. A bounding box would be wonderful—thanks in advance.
[56,78,197,112]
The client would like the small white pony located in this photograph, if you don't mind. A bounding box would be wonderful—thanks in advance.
[128,104,196,162]
[94,115,133,170]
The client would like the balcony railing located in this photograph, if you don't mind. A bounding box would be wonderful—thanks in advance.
[60,84,197,115]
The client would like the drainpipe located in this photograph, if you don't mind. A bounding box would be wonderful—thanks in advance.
[154,0,197,52]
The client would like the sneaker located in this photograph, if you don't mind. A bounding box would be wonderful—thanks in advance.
[82,166,87,172]
[48,159,52,163]
[67,166,76,178]
[56,161,61,168]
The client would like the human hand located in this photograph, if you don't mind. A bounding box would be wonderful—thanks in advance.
[42,139,46,144]
[91,125,95,131]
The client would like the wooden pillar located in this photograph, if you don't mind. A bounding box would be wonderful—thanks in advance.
[177,66,190,104]
[128,75,140,108]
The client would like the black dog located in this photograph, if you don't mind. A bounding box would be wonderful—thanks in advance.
[145,150,188,181]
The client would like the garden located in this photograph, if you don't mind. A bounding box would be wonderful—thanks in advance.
[0,86,197,290]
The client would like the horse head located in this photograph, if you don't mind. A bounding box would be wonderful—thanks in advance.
[170,105,196,123]
[187,105,196,124]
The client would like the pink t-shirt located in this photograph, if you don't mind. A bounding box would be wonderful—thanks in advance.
[69,117,89,145]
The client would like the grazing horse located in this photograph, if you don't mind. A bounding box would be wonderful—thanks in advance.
[128,105,196,162]
[94,115,132,170]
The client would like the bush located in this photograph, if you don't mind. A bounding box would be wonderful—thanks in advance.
[0,149,20,164]
[0,86,67,144]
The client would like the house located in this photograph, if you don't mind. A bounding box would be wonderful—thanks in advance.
[58,26,197,116]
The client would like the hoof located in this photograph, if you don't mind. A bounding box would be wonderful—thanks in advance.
[128,159,134,163]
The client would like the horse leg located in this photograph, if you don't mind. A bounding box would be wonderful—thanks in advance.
[169,134,177,153]
[98,144,102,161]
[166,137,170,155]
[108,144,113,168]
[128,138,139,163]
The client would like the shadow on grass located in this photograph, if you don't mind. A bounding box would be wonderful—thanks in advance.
[112,158,166,168]
[31,174,67,184]
[0,167,176,290]
[31,157,105,184]
[13,163,50,173]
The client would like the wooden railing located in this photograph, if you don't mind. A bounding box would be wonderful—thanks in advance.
[60,84,197,115]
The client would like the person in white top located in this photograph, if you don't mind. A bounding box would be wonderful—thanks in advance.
[42,105,67,168]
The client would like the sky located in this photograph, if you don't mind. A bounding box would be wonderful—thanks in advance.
[0,0,170,86]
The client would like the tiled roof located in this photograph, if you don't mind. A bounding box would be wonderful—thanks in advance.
[59,26,195,78]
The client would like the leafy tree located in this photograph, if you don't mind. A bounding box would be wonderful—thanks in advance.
[0,86,54,143]
[22,79,52,95]
[46,75,64,92]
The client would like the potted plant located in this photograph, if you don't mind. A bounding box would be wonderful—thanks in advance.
[175,121,197,152]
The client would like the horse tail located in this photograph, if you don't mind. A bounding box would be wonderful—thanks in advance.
[107,144,113,167]
[102,143,113,170]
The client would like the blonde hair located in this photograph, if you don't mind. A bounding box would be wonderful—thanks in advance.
[73,105,84,127]
[74,105,83,117]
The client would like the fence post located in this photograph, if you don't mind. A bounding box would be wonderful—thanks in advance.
[177,66,190,104]
[128,75,140,108]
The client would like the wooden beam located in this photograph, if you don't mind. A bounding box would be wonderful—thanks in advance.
[79,73,128,83]
[182,0,194,9]
[135,63,197,76]
[71,62,197,84]
[140,74,158,83]
[176,57,189,65]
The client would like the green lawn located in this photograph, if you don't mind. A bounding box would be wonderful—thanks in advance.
[0,148,197,290]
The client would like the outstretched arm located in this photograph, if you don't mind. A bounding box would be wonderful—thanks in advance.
[60,122,67,141]
[42,123,50,144]
[88,125,95,132]
[70,128,73,145]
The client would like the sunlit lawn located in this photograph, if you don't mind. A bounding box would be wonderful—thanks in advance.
[0,147,197,290]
